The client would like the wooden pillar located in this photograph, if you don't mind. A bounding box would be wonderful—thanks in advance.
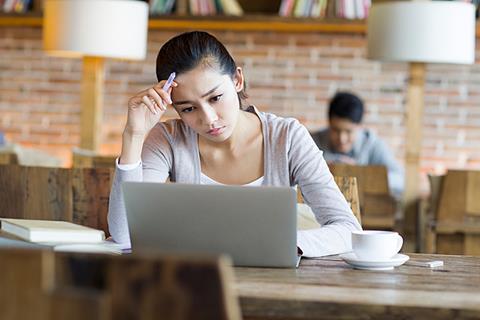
[403,62,426,252]
[80,56,104,152]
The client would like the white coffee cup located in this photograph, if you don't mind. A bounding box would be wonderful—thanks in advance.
[351,230,403,261]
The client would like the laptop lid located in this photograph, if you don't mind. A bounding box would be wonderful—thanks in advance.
[122,182,297,268]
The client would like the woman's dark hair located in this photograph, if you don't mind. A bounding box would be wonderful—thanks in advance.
[328,92,364,124]
[156,31,247,107]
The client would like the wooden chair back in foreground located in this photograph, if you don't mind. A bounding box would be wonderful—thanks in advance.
[0,248,241,320]
[0,165,113,236]
[72,148,116,168]
[329,164,395,230]
[297,176,361,225]
[106,254,241,320]
[430,169,480,256]
[0,248,54,320]
[0,151,18,165]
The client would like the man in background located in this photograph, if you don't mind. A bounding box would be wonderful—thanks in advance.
[311,92,404,197]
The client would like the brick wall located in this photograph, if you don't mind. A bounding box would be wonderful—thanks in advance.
[1,27,480,181]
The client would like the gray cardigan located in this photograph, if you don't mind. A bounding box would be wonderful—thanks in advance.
[108,107,361,257]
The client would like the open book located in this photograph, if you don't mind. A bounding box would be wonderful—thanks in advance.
[0,218,123,255]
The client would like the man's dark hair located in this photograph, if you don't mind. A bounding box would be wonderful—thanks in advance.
[328,92,364,124]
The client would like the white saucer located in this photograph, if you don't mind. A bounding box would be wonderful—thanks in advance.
[340,253,410,271]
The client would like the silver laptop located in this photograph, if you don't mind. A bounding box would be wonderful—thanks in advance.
[122,182,298,268]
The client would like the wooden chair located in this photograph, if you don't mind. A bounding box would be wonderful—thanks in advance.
[106,254,241,320]
[0,151,18,165]
[0,248,241,320]
[0,248,54,320]
[297,176,361,225]
[420,174,444,254]
[425,170,480,256]
[72,148,116,168]
[329,164,396,230]
[0,165,113,236]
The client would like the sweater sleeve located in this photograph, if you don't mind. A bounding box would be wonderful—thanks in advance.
[288,120,362,257]
[107,124,172,248]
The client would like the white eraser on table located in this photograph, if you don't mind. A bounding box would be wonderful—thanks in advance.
[408,260,444,268]
[426,260,444,268]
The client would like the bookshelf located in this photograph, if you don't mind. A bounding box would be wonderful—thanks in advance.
[0,0,365,33]
[1,0,479,35]
[0,13,366,33]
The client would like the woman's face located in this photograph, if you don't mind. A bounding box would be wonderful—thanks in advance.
[171,64,244,142]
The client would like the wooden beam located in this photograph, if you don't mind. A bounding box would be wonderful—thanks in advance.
[80,56,104,152]
[3,15,480,36]
[403,62,425,252]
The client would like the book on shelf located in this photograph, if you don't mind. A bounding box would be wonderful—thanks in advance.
[219,0,243,15]
[0,218,124,255]
[186,0,243,16]
[2,0,32,13]
[279,0,369,19]
[149,0,176,15]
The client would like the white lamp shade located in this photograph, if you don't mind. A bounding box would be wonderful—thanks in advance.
[367,2,475,64]
[43,0,148,60]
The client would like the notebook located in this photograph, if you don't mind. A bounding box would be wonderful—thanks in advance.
[0,219,123,254]
[0,218,105,243]
[122,182,299,268]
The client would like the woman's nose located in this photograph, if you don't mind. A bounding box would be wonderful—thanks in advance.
[201,105,218,125]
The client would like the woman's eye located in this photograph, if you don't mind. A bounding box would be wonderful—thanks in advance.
[211,94,222,102]
[182,107,195,113]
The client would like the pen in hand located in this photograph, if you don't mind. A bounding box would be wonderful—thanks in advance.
[142,72,176,115]
[162,72,176,92]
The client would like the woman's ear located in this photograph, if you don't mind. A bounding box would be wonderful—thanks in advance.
[233,67,244,93]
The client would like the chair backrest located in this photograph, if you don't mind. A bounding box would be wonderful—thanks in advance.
[433,169,480,256]
[427,174,445,221]
[72,148,116,168]
[333,176,361,224]
[328,164,395,229]
[0,151,18,165]
[437,170,480,223]
[107,254,241,320]
[329,164,390,195]
[0,248,241,320]
[0,248,53,320]
[297,176,361,225]
[0,165,113,236]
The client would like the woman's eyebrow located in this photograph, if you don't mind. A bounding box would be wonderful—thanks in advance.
[173,83,222,106]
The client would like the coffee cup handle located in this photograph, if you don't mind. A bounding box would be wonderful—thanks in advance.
[396,234,403,253]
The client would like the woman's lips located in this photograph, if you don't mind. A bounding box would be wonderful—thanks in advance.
[207,126,225,136]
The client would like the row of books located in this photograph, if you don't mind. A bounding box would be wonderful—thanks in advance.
[335,0,371,20]
[150,0,176,15]
[1,0,32,13]
[279,0,328,17]
[149,0,243,16]
[279,0,370,19]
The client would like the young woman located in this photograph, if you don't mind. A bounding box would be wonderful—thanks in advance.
[108,31,361,257]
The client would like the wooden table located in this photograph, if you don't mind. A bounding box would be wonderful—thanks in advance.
[234,254,480,320]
